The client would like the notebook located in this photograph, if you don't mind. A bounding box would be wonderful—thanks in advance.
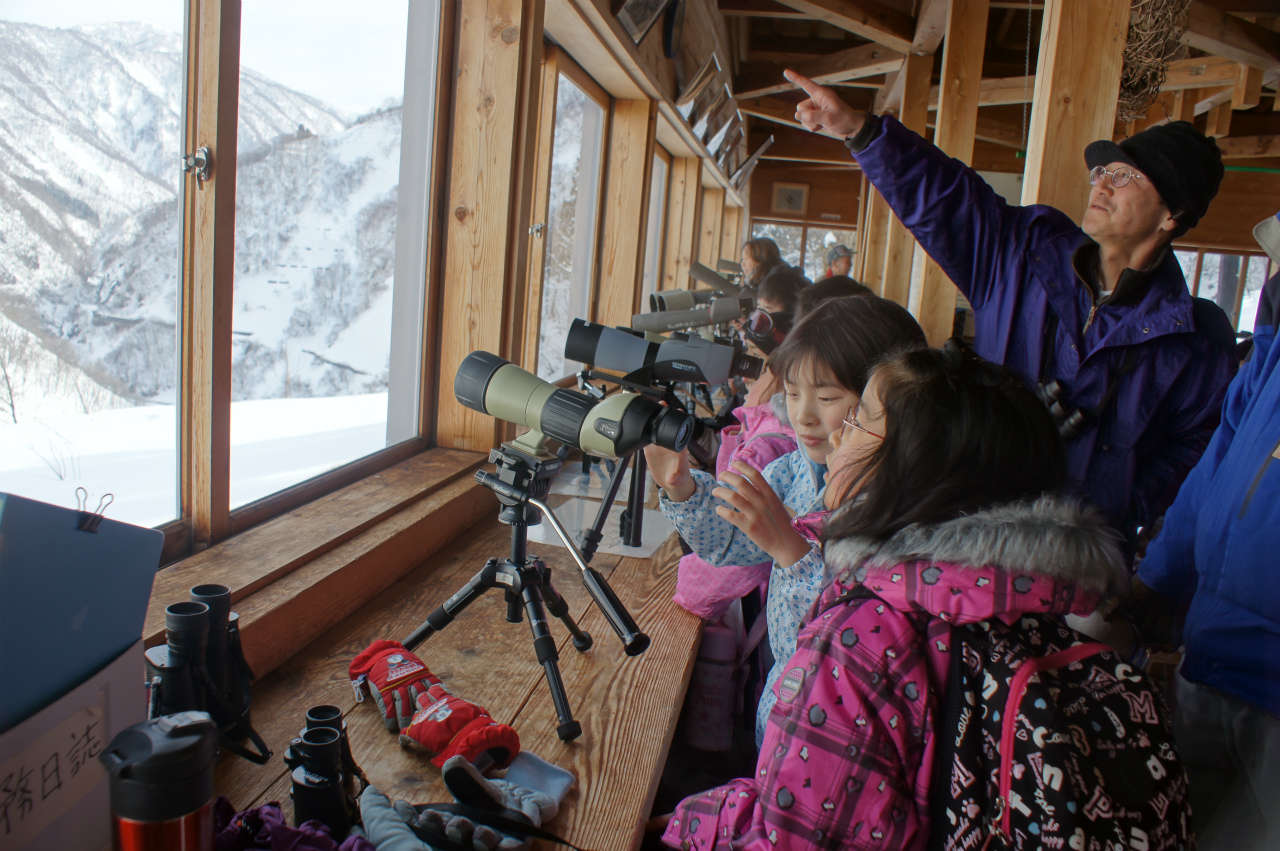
[0,492,162,731]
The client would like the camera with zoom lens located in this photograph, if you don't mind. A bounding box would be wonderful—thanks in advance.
[285,723,360,837]
[566,318,762,387]
[144,584,271,763]
[1036,379,1088,439]
[455,350,693,459]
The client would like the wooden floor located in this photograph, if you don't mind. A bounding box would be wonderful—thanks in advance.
[214,495,703,850]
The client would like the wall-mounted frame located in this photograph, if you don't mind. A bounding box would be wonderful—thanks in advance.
[771,182,809,216]
[616,0,675,45]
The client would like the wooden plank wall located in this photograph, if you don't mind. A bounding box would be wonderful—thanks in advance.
[747,163,862,228]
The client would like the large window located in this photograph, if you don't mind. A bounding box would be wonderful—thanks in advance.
[641,149,671,306]
[751,220,858,282]
[0,2,444,552]
[1176,249,1271,333]
[535,69,607,381]
[0,4,185,527]
[229,2,434,508]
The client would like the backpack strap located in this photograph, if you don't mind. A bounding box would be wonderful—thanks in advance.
[985,641,1109,848]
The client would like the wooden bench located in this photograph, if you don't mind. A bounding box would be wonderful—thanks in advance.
[213,500,702,850]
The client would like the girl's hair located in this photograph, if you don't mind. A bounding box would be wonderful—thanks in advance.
[742,237,783,282]
[756,268,807,315]
[768,295,926,396]
[796,276,873,318]
[823,339,1066,543]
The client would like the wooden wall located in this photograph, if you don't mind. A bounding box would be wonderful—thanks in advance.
[747,162,862,226]
[1179,167,1280,252]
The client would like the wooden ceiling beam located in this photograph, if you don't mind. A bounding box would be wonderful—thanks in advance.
[1163,55,1243,90]
[718,0,814,19]
[738,95,806,129]
[1217,134,1280,158]
[912,0,948,54]
[927,74,1036,108]
[1182,1,1280,71]
[753,124,857,164]
[770,0,915,53]
[734,42,904,97]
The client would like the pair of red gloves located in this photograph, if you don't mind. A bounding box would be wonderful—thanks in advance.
[349,640,519,769]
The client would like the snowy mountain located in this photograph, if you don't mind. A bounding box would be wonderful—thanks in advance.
[0,20,400,424]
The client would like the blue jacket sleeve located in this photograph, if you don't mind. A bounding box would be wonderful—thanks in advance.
[851,115,1071,310]
[1139,331,1273,601]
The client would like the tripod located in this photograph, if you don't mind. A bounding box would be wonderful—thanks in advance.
[402,435,650,742]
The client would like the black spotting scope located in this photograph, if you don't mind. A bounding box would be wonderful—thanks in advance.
[454,351,693,458]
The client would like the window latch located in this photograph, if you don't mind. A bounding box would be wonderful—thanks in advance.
[182,146,212,185]
[528,222,545,238]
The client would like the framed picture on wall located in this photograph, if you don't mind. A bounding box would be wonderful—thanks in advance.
[771,182,809,216]
[616,0,675,45]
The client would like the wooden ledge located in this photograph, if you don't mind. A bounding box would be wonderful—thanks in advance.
[144,448,491,678]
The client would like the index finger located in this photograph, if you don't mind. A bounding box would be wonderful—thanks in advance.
[783,68,823,97]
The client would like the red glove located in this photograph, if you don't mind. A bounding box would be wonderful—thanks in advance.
[349,640,439,731]
[400,684,520,769]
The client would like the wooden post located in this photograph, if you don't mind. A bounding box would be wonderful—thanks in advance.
[436,0,545,451]
[662,158,703,290]
[182,0,240,547]
[880,52,931,308]
[698,187,726,268]
[595,99,657,327]
[720,205,743,268]
[912,0,990,344]
[1204,100,1233,138]
[1020,0,1130,220]
[861,187,892,294]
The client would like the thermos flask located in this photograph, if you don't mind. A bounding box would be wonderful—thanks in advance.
[99,711,218,851]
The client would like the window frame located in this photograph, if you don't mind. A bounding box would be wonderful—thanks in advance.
[169,0,452,560]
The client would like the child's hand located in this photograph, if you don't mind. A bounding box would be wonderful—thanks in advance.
[712,461,812,567]
[644,444,696,501]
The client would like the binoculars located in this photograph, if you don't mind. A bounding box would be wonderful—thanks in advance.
[284,705,367,836]
[1036,379,1088,440]
[144,584,271,763]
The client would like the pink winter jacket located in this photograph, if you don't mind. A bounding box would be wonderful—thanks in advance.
[662,495,1125,849]
[672,396,797,620]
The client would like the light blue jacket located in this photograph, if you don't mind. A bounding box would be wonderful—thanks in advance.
[660,445,829,745]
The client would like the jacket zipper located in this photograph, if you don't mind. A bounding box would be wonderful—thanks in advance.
[1083,302,1099,335]
[1238,436,1280,519]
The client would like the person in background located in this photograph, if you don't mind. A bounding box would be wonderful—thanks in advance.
[1134,210,1280,850]
[819,243,853,280]
[785,69,1237,557]
[649,296,925,747]
[796,275,871,317]
[741,237,810,300]
[659,341,1135,849]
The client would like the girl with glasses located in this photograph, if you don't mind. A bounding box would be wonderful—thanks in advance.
[658,341,1176,849]
[647,295,925,749]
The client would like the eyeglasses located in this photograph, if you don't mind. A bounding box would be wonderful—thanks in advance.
[842,409,883,441]
[745,308,774,336]
[1088,165,1145,189]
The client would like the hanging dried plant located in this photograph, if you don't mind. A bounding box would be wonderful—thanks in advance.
[1117,0,1192,122]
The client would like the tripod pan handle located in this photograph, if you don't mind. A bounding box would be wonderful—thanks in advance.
[582,567,650,656]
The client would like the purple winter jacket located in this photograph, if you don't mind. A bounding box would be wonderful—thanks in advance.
[662,495,1125,849]
[853,116,1237,539]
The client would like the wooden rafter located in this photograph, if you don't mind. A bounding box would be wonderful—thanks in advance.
[770,0,915,53]
[754,125,857,164]
[1217,134,1280,158]
[738,95,807,129]
[734,42,904,98]
[1182,1,1280,71]
[927,74,1036,108]
[718,0,814,19]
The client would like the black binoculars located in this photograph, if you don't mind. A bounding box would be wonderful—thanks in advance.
[1036,379,1088,440]
[144,584,272,763]
[284,705,367,836]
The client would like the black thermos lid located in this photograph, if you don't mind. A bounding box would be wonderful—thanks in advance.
[99,711,219,821]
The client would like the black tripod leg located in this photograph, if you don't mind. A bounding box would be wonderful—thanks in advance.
[520,582,582,742]
[538,570,592,652]
[621,449,647,547]
[403,560,501,651]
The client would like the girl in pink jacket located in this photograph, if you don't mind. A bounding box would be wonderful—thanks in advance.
[661,342,1129,849]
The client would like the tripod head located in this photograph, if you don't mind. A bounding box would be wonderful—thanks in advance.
[475,440,650,657]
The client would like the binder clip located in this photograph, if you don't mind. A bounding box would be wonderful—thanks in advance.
[75,486,115,533]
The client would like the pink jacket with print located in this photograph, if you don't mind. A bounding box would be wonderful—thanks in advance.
[662,496,1125,849]
[673,396,797,620]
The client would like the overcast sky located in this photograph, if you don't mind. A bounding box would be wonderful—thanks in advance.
[1,0,408,115]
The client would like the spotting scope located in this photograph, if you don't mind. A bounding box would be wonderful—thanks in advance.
[649,289,715,312]
[454,351,693,458]
[566,318,762,386]
[629,296,752,334]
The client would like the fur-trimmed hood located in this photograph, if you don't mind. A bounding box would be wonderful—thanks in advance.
[820,495,1126,624]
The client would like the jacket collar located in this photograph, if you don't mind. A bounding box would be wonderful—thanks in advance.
[821,496,1126,624]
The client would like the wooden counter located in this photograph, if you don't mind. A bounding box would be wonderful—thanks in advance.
[214,502,702,850]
